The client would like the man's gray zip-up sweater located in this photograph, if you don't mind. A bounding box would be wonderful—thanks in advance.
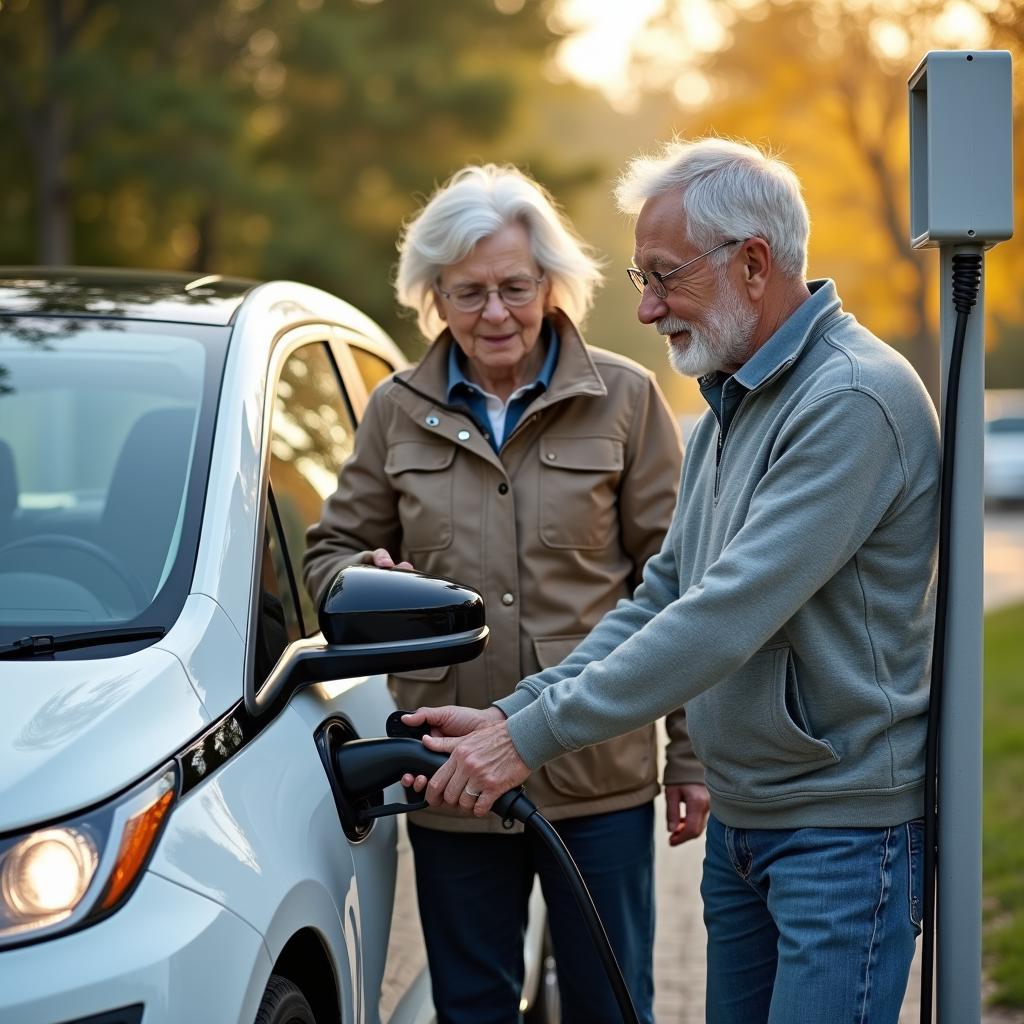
[495,280,939,828]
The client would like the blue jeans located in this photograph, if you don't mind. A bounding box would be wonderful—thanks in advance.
[408,801,655,1024]
[701,814,924,1024]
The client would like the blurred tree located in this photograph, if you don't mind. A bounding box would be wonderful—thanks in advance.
[621,0,1024,397]
[0,0,599,350]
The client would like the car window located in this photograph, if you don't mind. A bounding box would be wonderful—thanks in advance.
[252,490,304,688]
[349,343,397,395]
[269,340,356,633]
[0,318,226,649]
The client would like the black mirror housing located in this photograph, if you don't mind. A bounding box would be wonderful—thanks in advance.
[319,565,484,644]
[253,566,488,714]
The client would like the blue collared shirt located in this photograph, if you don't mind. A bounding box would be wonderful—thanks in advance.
[447,322,559,451]
[698,280,833,441]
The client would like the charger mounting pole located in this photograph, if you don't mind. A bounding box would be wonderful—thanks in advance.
[908,49,1013,1023]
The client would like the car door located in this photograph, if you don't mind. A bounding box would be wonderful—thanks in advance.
[259,328,430,1024]
[328,330,434,1022]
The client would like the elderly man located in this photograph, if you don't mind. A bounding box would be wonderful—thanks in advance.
[405,138,938,1023]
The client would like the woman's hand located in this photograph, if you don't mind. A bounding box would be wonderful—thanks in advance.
[370,548,413,570]
[665,783,711,846]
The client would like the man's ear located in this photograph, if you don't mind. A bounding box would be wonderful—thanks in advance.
[740,238,772,302]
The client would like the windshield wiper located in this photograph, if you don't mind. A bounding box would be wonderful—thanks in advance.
[0,627,165,659]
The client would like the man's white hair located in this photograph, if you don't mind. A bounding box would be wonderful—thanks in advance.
[396,164,603,339]
[615,137,809,279]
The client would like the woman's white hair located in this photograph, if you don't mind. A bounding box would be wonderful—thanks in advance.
[615,137,809,279]
[396,164,603,338]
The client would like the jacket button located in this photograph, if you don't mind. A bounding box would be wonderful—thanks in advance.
[457,430,471,441]
[501,593,515,606]
[425,415,440,427]
[498,482,509,494]
[546,452,557,461]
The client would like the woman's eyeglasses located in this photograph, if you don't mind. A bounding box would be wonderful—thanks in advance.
[627,239,741,298]
[438,274,545,313]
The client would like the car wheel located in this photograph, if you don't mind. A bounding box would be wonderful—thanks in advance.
[524,926,560,1024]
[255,975,317,1024]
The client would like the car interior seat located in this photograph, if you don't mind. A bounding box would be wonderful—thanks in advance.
[100,406,197,600]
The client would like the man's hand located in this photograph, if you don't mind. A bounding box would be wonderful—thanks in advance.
[665,783,710,846]
[415,720,529,817]
[399,705,505,791]
[402,704,504,738]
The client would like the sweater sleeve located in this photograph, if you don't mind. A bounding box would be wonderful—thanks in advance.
[504,388,910,770]
[494,512,681,720]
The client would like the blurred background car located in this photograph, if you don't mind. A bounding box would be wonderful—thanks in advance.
[985,391,1024,507]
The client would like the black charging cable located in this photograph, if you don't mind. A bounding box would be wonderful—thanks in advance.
[334,729,642,1024]
[920,250,983,1024]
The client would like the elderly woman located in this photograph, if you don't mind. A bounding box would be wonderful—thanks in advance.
[304,164,706,1024]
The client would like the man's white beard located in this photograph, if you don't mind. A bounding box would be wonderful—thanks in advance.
[659,278,758,378]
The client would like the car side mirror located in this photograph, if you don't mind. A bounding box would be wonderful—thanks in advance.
[249,566,488,715]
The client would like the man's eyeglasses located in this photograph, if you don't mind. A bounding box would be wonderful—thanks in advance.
[627,239,741,298]
[438,273,545,313]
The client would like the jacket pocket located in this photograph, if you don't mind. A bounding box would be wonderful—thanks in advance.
[538,436,624,551]
[385,441,455,553]
[685,644,839,796]
[532,633,656,800]
[388,664,455,712]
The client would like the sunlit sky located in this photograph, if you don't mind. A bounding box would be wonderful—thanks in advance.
[551,0,995,108]
[552,0,725,108]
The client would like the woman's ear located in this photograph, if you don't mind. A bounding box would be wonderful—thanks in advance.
[432,287,448,323]
[540,275,554,313]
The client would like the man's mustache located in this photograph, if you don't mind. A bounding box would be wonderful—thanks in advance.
[657,316,693,336]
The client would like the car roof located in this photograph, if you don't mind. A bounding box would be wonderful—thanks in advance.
[0,267,258,327]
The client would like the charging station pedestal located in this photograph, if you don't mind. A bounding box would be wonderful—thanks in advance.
[908,50,1013,1023]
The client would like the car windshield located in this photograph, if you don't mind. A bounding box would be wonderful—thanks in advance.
[0,317,228,655]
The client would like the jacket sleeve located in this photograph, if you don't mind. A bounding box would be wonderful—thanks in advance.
[619,372,703,786]
[302,386,403,609]
[663,709,704,785]
[502,388,918,771]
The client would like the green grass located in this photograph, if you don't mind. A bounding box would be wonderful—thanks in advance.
[983,601,1024,1007]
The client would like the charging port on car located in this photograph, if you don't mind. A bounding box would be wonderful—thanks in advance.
[315,718,381,842]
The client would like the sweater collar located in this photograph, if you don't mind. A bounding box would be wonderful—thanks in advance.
[730,278,842,392]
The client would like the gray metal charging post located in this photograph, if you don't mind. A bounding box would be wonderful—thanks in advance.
[908,49,1013,1023]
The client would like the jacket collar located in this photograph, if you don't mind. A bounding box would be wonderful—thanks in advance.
[401,307,607,409]
[447,320,559,402]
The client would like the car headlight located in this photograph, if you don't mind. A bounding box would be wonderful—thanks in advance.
[0,763,177,948]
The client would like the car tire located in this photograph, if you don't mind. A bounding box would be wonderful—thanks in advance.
[255,975,317,1024]
[524,926,561,1024]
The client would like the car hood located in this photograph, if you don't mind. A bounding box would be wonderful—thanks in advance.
[0,647,211,832]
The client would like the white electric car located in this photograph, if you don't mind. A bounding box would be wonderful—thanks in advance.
[0,269,549,1024]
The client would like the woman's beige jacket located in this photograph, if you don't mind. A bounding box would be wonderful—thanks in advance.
[304,309,702,832]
